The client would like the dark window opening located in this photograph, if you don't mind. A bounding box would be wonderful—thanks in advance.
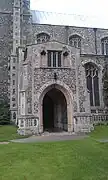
[53,51,56,67]
[101,37,108,55]
[85,63,100,107]
[47,51,62,67]
[48,51,51,67]
[69,35,81,48]
[106,43,108,55]
[58,52,61,67]
[102,42,104,55]
[37,33,50,43]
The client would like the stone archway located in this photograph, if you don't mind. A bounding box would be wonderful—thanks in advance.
[38,81,73,133]
[43,88,68,132]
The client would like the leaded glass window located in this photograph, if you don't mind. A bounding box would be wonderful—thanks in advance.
[37,33,50,44]
[69,35,81,48]
[101,37,108,55]
[85,63,100,106]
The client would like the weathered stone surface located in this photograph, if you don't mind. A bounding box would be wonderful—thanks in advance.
[17,41,91,135]
[0,0,108,135]
[32,24,108,55]
[34,68,76,94]
[0,11,12,101]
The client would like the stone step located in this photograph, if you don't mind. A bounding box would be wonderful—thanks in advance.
[41,131,75,136]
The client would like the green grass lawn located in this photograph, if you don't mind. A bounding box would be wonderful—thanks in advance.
[90,125,108,139]
[0,125,29,142]
[0,125,108,180]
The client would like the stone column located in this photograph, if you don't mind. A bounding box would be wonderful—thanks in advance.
[10,0,21,122]
[67,103,73,132]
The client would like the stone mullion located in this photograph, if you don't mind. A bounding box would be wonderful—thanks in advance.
[104,42,106,55]
[56,52,58,67]
[98,68,103,108]
[51,51,53,67]
[92,70,95,107]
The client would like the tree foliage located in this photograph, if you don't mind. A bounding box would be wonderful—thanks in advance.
[0,100,10,125]
[103,64,108,108]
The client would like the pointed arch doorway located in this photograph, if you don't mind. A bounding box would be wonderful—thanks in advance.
[39,83,73,133]
[43,88,67,132]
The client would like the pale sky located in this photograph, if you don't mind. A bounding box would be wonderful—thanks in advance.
[30,0,108,17]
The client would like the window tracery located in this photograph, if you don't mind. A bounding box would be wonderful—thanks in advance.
[69,35,81,48]
[85,63,100,106]
[37,33,50,44]
[101,37,108,55]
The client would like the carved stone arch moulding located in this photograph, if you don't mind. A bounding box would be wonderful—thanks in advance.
[36,32,50,44]
[35,31,51,37]
[81,59,103,71]
[35,80,74,133]
[38,80,73,104]
[69,33,83,39]
[101,36,108,41]
[69,34,82,48]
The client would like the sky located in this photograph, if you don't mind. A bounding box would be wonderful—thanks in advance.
[30,0,108,17]
[30,0,108,28]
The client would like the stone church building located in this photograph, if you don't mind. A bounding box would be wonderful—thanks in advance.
[0,0,108,135]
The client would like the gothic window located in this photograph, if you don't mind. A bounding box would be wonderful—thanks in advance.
[69,35,81,48]
[101,37,108,55]
[37,33,50,44]
[85,63,100,106]
[47,51,62,67]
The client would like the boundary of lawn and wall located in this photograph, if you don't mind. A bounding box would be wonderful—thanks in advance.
[0,125,108,143]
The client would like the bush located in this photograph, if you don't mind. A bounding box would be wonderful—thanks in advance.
[0,100,10,125]
[103,64,108,108]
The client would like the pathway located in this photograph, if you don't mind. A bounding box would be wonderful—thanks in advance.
[10,133,88,143]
